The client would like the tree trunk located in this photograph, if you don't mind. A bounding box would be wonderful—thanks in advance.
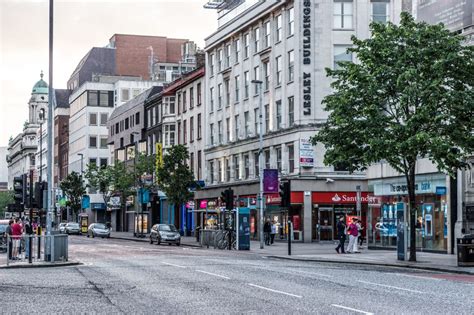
[406,161,417,262]
[174,203,180,231]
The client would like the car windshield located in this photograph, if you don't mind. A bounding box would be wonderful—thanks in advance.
[159,225,177,232]
[95,224,107,229]
[68,223,79,227]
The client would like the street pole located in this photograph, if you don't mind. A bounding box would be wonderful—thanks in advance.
[46,0,54,238]
[252,80,264,249]
[356,185,361,219]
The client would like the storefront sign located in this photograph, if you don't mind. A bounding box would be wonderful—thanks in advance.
[199,200,208,209]
[436,186,447,195]
[263,169,278,193]
[265,194,281,205]
[312,192,370,204]
[373,177,446,196]
[299,139,314,167]
[301,0,312,116]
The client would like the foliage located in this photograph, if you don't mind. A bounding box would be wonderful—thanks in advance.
[59,172,86,221]
[134,153,156,190]
[156,145,195,208]
[0,190,14,217]
[312,13,474,261]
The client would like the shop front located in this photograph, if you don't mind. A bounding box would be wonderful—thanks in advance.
[311,192,369,242]
[368,174,448,252]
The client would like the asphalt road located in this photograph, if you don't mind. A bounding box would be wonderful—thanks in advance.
[0,236,473,314]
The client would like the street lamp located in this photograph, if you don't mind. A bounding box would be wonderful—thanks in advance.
[251,79,264,249]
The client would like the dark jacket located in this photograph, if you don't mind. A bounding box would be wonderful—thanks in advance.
[263,222,271,233]
[336,221,346,238]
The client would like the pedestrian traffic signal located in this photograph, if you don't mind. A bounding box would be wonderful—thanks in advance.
[279,180,291,208]
[220,188,234,210]
[13,175,25,206]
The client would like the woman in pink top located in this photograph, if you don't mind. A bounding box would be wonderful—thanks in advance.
[346,218,360,253]
[11,218,23,259]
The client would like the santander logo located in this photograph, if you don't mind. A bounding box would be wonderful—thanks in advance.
[332,194,342,202]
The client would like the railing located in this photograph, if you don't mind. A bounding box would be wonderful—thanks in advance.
[200,229,236,250]
[3,234,68,266]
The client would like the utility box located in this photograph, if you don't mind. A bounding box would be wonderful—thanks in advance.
[457,235,474,267]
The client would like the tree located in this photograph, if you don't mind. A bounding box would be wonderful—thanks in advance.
[59,172,86,222]
[156,145,195,230]
[312,13,474,262]
[0,190,14,217]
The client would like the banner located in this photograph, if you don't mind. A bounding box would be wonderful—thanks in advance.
[263,169,278,193]
[299,139,314,167]
[155,143,163,171]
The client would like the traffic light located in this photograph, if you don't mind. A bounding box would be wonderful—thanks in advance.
[13,176,25,206]
[279,180,291,208]
[220,188,234,210]
[35,181,47,209]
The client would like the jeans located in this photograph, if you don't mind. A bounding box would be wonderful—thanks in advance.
[25,237,30,258]
[347,235,357,253]
[335,235,346,253]
[270,233,275,244]
[264,232,271,245]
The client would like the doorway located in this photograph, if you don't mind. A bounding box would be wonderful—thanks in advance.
[319,207,334,241]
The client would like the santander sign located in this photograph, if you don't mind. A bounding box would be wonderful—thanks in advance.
[313,192,372,204]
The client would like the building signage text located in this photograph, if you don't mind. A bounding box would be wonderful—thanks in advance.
[302,0,311,116]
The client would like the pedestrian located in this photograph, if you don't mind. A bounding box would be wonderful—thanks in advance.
[24,218,33,259]
[346,218,359,253]
[5,220,13,260]
[270,221,276,244]
[264,218,271,245]
[11,218,23,260]
[357,219,364,248]
[335,216,346,254]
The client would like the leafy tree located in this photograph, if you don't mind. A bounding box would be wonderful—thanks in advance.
[134,153,157,190]
[59,172,86,222]
[156,145,195,230]
[312,13,474,261]
[0,190,14,217]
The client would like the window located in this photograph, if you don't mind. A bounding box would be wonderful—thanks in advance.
[264,21,271,48]
[334,45,352,69]
[218,49,223,71]
[100,158,108,168]
[264,150,270,170]
[210,87,214,112]
[263,61,270,91]
[190,87,194,109]
[288,96,295,127]
[276,147,282,172]
[225,158,231,182]
[197,150,202,179]
[254,108,259,136]
[164,125,176,146]
[372,0,389,24]
[288,7,295,36]
[177,122,181,144]
[276,56,282,86]
[288,50,295,82]
[276,100,282,130]
[190,152,195,174]
[135,112,140,124]
[218,160,223,182]
[89,136,97,148]
[190,116,194,142]
[234,155,240,180]
[234,115,240,139]
[121,89,130,102]
[218,84,223,109]
[254,152,260,177]
[183,119,187,144]
[210,123,215,145]
[244,33,250,58]
[209,161,214,183]
[244,111,250,137]
[244,71,250,99]
[89,158,97,166]
[254,66,260,94]
[100,137,108,149]
[218,120,223,144]
[225,44,231,68]
[334,0,353,29]
[197,83,202,105]
[209,54,215,74]
[115,123,119,134]
[234,39,240,63]
[264,104,270,133]
[183,92,187,112]
[254,27,260,52]
[224,78,230,107]
[288,144,295,173]
[244,154,250,179]
[226,117,230,142]
[197,113,202,139]
[276,14,282,42]
[89,113,97,126]
[99,91,110,107]
[234,75,240,103]
[88,91,98,106]
[125,118,129,130]
[132,89,141,98]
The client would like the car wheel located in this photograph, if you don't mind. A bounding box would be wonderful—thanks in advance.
[87,233,90,238]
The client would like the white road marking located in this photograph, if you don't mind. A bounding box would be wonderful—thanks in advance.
[247,283,302,298]
[331,304,374,315]
[357,280,424,293]
[389,273,442,281]
[196,270,230,279]
[161,262,186,268]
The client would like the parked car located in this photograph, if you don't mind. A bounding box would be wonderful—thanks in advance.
[150,224,181,246]
[58,222,67,234]
[87,223,110,238]
[65,222,81,235]
[0,219,9,253]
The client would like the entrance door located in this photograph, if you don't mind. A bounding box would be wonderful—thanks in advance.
[319,207,333,241]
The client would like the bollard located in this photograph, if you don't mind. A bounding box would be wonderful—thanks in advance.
[37,226,42,259]
[28,235,33,264]
[288,221,292,256]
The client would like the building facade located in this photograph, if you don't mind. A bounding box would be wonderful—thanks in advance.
[196,0,402,242]
[0,147,8,192]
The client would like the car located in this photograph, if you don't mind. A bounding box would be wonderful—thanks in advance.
[64,222,81,235]
[87,223,110,238]
[58,222,67,234]
[0,219,10,253]
[150,224,181,246]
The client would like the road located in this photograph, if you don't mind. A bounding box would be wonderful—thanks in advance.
[0,236,473,314]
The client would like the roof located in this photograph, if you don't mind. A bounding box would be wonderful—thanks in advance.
[162,66,205,96]
[109,86,163,121]
[32,71,48,94]
[54,89,71,108]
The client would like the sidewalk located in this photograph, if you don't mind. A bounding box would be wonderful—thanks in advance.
[109,232,474,275]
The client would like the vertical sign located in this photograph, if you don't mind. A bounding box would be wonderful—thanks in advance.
[301,0,312,116]
[155,142,163,171]
[299,139,314,167]
[238,207,251,250]
[263,169,278,193]
[396,202,407,261]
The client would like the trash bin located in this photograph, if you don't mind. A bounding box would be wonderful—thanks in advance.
[457,234,474,267]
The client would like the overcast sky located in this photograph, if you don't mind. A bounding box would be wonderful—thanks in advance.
[0,0,217,147]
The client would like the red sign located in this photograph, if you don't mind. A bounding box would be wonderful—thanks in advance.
[265,193,281,205]
[312,192,371,204]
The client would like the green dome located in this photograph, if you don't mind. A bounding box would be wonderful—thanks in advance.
[32,71,48,94]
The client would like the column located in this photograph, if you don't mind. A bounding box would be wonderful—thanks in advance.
[303,191,312,243]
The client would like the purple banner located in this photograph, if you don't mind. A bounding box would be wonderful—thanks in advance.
[264,169,279,193]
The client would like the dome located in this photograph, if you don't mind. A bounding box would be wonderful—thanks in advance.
[32,71,48,94]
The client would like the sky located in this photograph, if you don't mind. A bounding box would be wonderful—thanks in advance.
[0,0,217,147]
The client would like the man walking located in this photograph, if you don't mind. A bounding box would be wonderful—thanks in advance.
[346,218,359,253]
[5,220,13,260]
[335,216,346,254]
[263,219,271,246]
[24,218,33,259]
[270,221,277,245]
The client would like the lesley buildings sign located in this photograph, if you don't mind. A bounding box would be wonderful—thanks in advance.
[302,0,312,116]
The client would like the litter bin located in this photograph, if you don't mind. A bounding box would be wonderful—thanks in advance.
[457,234,474,267]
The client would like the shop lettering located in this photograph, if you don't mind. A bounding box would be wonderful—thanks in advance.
[390,182,431,193]
[332,193,374,203]
[303,72,311,115]
[301,0,312,116]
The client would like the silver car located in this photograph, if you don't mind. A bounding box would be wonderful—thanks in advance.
[58,222,67,234]
[87,223,110,238]
[150,224,181,246]
[65,222,81,235]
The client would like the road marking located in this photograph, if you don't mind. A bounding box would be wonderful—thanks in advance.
[357,280,424,293]
[196,270,230,280]
[389,273,442,281]
[331,304,374,315]
[247,283,302,298]
[161,262,186,268]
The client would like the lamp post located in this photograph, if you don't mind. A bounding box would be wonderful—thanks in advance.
[251,79,264,249]
[46,0,54,239]
[38,109,45,182]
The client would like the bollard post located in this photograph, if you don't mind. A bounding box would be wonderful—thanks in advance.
[51,234,55,262]
[37,226,42,259]
[288,221,292,256]
[28,235,33,264]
